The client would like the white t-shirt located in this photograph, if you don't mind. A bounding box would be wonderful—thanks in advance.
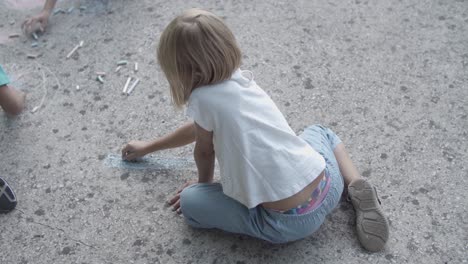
[186,69,326,208]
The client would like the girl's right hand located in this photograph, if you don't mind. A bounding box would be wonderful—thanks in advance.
[121,140,150,161]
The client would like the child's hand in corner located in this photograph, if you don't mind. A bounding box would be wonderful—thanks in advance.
[121,140,150,161]
[22,10,50,36]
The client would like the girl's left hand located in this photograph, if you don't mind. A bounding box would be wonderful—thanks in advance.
[22,11,50,35]
[168,180,198,214]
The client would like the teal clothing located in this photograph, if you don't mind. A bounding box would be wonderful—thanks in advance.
[0,65,10,87]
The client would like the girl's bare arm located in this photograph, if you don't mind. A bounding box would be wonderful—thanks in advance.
[122,122,196,160]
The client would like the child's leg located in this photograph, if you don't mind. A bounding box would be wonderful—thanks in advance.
[180,183,249,230]
[333,143,362,186]
[299,124,345,213]
[300,124,388,252]
[180,183,294,244]
[0,66,25,115]
[332,139,389,252]
[0,85,25,115]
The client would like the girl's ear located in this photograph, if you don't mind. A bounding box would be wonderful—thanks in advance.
[191,70,203,88]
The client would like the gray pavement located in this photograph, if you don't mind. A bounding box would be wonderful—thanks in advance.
[0,0,467,263]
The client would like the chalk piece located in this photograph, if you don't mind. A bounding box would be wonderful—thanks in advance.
[31,42,39,47]
[117,60,128,66]
[95,71,106,76]
[127,78,140,95]
[67,7,74,13]
[31,106,40,113]
[134,62,138,72]
[115,66,122,73]
[53,8,65,15]
[32,32,39,40]
[97,75,104,84]
[123,77,132,94]
[76,85,80,90]
[9,34,20,38]
[66,44,80,58]
[66,41,83,59]
[9,20,15,25]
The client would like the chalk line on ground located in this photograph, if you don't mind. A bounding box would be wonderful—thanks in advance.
[103,154,195,171]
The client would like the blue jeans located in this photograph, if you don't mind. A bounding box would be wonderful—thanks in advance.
[180,125,345,243]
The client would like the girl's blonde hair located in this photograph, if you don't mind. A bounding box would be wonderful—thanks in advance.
[157,9,242,107]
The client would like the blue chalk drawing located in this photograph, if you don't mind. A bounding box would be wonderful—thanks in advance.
[104,154,195,171]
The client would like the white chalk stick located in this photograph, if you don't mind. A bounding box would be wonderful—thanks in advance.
[31,106,40,113]
[126,79,140,95]
[66,44,80,58]
[115,66,122,73]
[66,41,84,59]
[53,8,65,15]
[95,71,106,76]
[134,62,138,72]
[76,85,80,90]
[32,32,39,40]
[122,77,132,94]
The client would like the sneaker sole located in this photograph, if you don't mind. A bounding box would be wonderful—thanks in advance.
[348,179,389,252]
[0,177,17,214]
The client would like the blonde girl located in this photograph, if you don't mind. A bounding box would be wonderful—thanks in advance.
[122,9,389,251]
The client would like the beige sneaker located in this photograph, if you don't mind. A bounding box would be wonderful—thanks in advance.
[348,179,389,252]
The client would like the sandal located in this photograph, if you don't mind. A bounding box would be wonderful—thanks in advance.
[0,176,17,214]
[348,179,389,252]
